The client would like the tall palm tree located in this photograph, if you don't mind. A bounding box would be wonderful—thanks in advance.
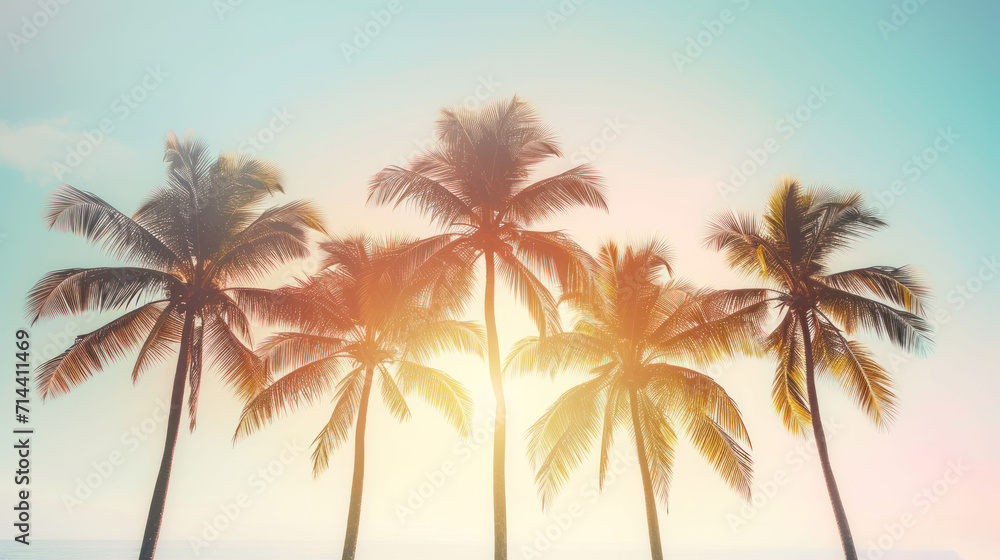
[367,95,608,560]
[705,177,933,560]
[234,234,482,560]
[505,238,764,560]
[25,131,323,560]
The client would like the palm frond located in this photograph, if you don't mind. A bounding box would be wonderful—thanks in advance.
[44,185,184,272]
[503,332,609,379]
[654,293,769,367]
[645,363,749,446]
[368,166,472,227]
[26,267,177,324]
[203,312,268,403]
[681,414,753,500]
[35,302,167,398]
[226,287,327,331]
[816,285,932,354]
[766,312,812,433]
[131,301,183,383]
[705,211,786,286]
[310,367,366,476]
[509,229,596,298]
[812,313,897,426]
[213,200,324,283]
[394,361,473,436]
[378,365,412,423]
[527,375,609,508]
[256,332,348,375]
[503,165,608,225]
[402,320,486,362]
[633,391,679,507]
[818,266,928,315]
[597,383,630,489]
[805,190,886,268]
[495,251,561,336]
[235,356,342,441]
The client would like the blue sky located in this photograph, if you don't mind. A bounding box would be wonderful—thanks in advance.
[1,1,998,558]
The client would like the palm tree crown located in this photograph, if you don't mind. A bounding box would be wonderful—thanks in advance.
[27,131,323,413]
[234,234,482,560]
[367,95,609,560]
[506,238,763,560]
[25,130,323,560]
[368,95,608,332]
[705,177,933,431]
[705,176,933,560]
[235,233,482,466]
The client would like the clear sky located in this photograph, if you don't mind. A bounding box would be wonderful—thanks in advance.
[1,1,998,559]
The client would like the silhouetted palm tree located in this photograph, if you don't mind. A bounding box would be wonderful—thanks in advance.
[705,177,933,560]
[234,234,482,560]
[367,96,607,560]
[506,238,763,560]
[25,131,323,560]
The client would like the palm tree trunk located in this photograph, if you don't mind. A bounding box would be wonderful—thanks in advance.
[798,309,858,560]
[138,310,194,560]
[629,389,664,560]
[484,250,507,560]
[341,365,375,560]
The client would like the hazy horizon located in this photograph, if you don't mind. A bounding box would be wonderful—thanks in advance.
[0,540,970,559]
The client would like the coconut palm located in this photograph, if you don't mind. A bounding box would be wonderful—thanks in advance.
[705,177,933,560]
[505,238,764,560]
[24,131,323,560]
[367,96,608,559]
[234,234,482,560]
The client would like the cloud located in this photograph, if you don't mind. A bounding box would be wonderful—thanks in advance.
[0,118,136,186]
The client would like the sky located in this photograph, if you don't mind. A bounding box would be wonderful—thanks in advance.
[1,0,999,558]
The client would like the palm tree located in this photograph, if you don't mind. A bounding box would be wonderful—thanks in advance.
[234,234,482,560]
[25,131,323,560]
[367,95,608,560]
[505,238,763,560]
[705,177,933,560]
